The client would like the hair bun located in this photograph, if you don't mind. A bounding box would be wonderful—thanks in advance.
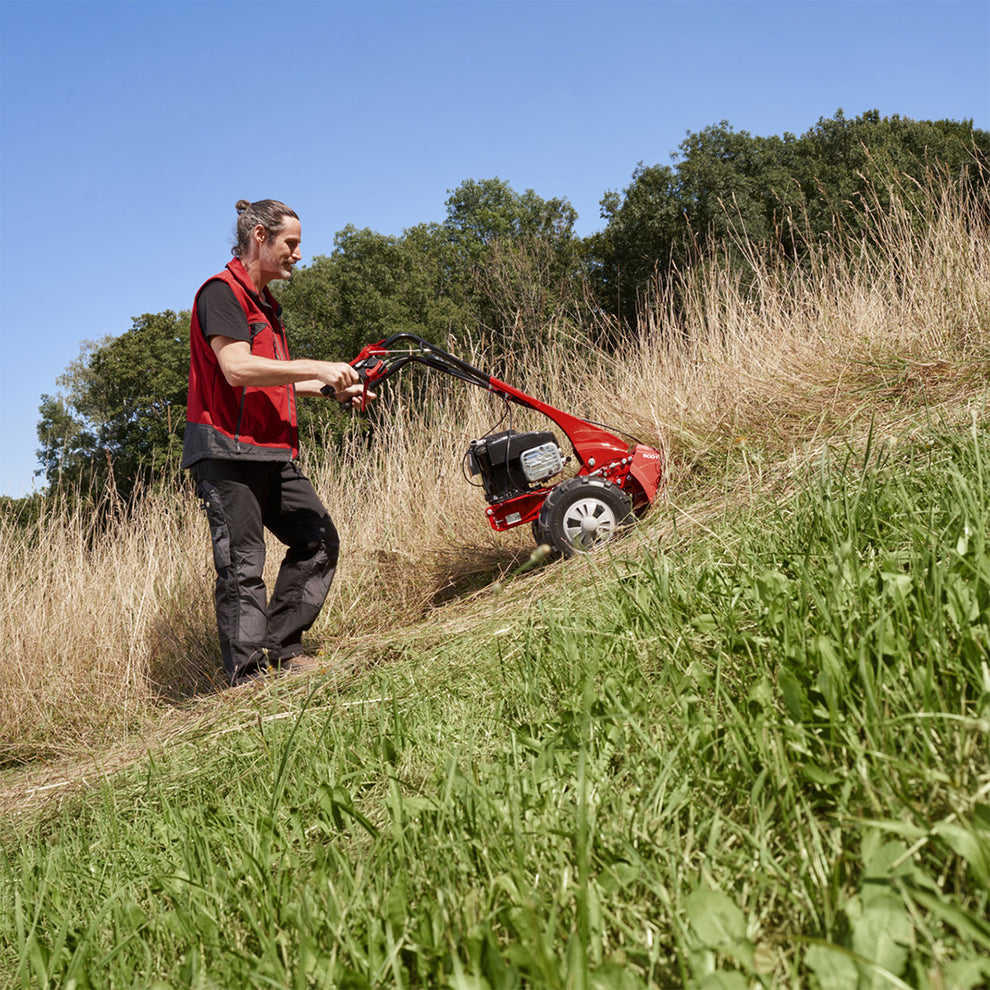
[235,199,252,215]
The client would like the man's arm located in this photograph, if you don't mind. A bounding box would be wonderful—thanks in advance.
[210,337,360,400]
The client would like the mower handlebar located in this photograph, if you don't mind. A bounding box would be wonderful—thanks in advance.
[321,335,658,481]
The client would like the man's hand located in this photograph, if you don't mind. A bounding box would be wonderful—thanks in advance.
[315,362,360,399]
[297,379,377,405]
[337,383,377,410]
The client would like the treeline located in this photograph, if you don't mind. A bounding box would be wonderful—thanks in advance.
[31,110,989,502]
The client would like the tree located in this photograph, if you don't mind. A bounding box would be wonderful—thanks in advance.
[279,221,474,363]
[592,110,990,325]
[590,161,682,324]
[281,177,588,357]
[443,177,578,256]
[441,177,587,341]
[37,311,190,498]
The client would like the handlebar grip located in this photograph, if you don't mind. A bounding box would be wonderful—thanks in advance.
[321,360,375,398]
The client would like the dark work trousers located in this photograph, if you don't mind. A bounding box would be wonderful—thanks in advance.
[191,458,340,685]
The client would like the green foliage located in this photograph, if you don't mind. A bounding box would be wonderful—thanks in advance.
[451,184,588,340]
[442,176,578,260]
[279,222,474,362]
[36,311,190,499]
[4,420,988,987]
[593,110,990,323]
[0,493,47,535]
[443,178,588,346]
[281,176,586,361]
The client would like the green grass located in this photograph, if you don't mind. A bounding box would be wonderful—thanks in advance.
[2,418,989,989]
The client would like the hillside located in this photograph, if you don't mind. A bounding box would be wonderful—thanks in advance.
[1,176,988,988]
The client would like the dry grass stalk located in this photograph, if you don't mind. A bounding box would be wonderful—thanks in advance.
[1,174,987,771]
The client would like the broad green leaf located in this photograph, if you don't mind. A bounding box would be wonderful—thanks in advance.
[747,676,774,711]
[685,886,756,972]
[685,888,747,947]
[943,956,990,990]
[805,942,860,990]
[847,892,911,985]
[590,961,648,989]
[779,667,807,721]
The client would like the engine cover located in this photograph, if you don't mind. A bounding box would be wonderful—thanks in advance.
[468,430,564,503]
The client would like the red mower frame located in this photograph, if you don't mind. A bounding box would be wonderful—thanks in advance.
[332,335,666,557]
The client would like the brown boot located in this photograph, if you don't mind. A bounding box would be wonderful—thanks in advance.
[282,655,326,676]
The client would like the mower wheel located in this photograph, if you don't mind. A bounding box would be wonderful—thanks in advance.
[531,520,551,548]
[537,476,633,558]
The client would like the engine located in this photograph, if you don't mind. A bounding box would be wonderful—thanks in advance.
[467,430,566,503]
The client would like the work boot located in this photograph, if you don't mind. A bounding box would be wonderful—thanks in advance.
[282,655,326,676]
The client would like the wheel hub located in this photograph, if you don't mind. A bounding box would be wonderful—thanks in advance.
[563,497,617,547]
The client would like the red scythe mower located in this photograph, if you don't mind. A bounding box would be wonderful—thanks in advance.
[328,334,666,559]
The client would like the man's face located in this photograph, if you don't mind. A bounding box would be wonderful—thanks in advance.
[258,217,302,282]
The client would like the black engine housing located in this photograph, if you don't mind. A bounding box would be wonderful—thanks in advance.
[467,430,561,503]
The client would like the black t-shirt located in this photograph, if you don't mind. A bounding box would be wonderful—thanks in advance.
[197,279,282,343]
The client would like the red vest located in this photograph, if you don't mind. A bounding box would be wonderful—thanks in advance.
[182,258,298,467]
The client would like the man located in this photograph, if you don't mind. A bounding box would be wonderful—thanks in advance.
[182,199,370,687]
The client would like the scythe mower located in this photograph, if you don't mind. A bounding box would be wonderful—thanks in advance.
[325,334,666,559]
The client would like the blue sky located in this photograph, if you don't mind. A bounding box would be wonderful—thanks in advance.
[1,0,988,497]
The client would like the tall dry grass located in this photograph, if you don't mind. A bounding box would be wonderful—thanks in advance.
[615,171,990,471]
[2,172,987,766]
